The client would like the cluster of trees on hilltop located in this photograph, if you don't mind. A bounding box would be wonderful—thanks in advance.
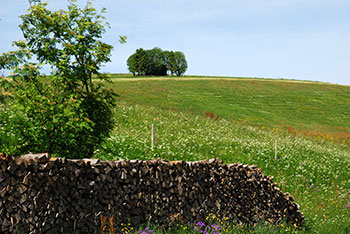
[127,47,187,76]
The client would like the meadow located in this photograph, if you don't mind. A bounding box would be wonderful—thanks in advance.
[105,74,350,144]
[1,75,350,233]
[96,75,350,233]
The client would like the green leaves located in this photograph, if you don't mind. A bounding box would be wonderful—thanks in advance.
[173,51,188,76]
[0,0,119,158]
[119,35,127,44]
[127,47,188,76]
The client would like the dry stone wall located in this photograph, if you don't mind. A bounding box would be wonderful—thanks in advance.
[0,153,304,233]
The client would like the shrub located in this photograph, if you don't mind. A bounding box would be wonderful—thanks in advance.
[0,0,120,158]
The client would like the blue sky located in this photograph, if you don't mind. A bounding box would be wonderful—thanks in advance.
[1,0,350,85]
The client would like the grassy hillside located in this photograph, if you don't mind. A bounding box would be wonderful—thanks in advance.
[2,74,349,233]
[95,75,350,233]
[104,75,350,144]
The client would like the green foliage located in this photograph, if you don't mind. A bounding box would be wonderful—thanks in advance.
[0,0,119,158]
[144,47,167,76]
[167,51,187,76]
[165,51,177,75]
[127,48,187,76]
[127,48,147,76]
[119,35,128,44]
[135,48,147,76]
[0,75,12,110]
[0,108,23,154]
[0,50,30,110]
[127,53,137,76]
[173,51,187,76]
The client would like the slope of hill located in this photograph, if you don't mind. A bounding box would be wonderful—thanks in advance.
[104,74,350,144]
[95,75,350,233]
[2,74,349,232]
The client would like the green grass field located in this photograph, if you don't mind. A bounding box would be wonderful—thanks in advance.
[2,74,350,233]
[104,74,350,142]
[95,75,350,233]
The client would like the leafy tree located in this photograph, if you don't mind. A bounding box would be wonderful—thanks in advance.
[0,0,121,158]
[166,51,177,76]
[172,51,188,76]
[161,50,171,72]
[144,47,167,76]
[127,53,137,76]
[135,48,147,76]
[127,48,147,76]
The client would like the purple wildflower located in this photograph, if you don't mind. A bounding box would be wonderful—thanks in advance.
[195,221,206,227]
[345,203,350,210]
[211,224,222,231]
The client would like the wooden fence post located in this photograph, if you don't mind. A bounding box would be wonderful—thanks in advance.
[275,139,278,160]
[151,123,154,151]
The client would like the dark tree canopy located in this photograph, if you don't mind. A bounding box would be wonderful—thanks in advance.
[127,47,187,76]
[144,47,167,76]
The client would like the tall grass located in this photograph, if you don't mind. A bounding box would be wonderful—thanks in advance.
[96,101,350,233]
